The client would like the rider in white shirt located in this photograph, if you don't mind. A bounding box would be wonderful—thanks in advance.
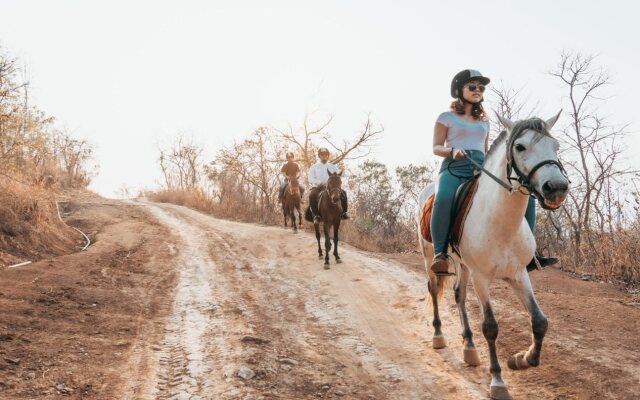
[307,147,350,222]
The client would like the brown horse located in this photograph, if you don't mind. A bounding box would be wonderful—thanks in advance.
[282,175,303,232]
[315,171,344,269]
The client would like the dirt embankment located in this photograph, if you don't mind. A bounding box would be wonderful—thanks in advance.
[0,185,84,267]
[0,195,178,399]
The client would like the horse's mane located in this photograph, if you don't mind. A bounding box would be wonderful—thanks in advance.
[486,118,552,161]
[486,130,508,160]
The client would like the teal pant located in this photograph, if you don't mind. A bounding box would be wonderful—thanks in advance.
[430,150,536,254]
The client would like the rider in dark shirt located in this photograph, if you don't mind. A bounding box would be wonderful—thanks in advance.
[279,152,305,202]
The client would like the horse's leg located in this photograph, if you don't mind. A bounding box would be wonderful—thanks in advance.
[315,222,322,259]
[427,271,447,349]
[506,270,548,371]
[290,206,297,233]
[283,204,287,227]
[473,275,511,400]
[418,234,446,348]
[323,222,331,268]
[297,205,303,227]
[454,263,480,366]
[333,220,341,263]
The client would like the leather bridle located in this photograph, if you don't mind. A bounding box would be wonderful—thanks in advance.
[463,127,569,210]
[324,179,342,206]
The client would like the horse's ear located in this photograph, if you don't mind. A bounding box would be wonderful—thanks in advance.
[338,170,343,177]
[496,114,515,131]
[545,109,562,130]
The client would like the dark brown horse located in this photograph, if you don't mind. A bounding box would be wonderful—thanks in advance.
[282,175,303,232]
[315,171,344,269]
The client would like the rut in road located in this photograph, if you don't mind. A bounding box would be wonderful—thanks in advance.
[140,201,552,399]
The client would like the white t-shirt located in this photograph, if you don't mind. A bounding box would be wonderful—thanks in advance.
[308,161,339,186]
[436,111,489,153]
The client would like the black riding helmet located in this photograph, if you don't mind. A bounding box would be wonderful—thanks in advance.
[451,69,491,98]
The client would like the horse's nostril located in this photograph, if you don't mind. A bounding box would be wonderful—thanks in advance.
[556,181,568,192]
[543,180,569,194]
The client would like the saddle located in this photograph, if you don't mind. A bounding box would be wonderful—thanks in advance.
[419,174,480,253]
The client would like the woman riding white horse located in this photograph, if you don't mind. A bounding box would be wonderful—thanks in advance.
[418,95,569,398]
[429,69,557,276]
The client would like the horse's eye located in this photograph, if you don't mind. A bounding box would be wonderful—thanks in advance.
[515,144,526,152]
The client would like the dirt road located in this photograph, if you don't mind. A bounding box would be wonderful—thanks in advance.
[1,198,639,399]
[136,201,640,400]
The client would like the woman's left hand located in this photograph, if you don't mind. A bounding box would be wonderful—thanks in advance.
[452,148,466,160]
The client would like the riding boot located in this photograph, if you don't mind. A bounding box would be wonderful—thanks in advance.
[431,253,454,276]
[340,190,350,219]
[526,252,560,272]
[309,187,321,222]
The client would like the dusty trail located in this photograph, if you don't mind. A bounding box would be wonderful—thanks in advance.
[138,201,491,399]
[138,200,640,400]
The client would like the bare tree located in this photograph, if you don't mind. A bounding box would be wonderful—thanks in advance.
[274,112,383,178]
[210,127,284,221]
[157,134,203,190]
[549,51,633,264]
[273,113,334,173]
[489,83,539,138]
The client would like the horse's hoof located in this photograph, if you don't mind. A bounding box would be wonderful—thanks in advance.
[336,258,343,264]
[293,230,298,234]
[318,255,323,260]
[490,384,512,400]
[432,335,447,349]
[507,352,530,370]
[463,348,481,366]
[323,263,330,270]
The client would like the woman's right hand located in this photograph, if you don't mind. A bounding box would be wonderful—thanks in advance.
[452,148,466,160]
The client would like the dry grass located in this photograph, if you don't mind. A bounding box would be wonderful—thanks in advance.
[146,189,279,224]
[338,222,417,253]
[0,178,78,266]
[549,230,640,288]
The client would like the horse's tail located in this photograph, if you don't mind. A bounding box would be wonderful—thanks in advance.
[427,271,455,304]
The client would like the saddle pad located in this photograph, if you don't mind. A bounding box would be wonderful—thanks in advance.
[419,195,435,242]
[419,176,480,248]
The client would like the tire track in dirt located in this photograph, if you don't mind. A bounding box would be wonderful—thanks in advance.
[143,203,248,399]
[143,201,492,399]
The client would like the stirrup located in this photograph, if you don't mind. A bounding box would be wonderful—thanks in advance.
[526,254,560,272]
[431,253,455,276]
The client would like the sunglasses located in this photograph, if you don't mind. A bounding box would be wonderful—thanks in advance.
[466,84,486,93]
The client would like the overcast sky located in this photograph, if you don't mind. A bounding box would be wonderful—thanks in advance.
[1,0,637,197]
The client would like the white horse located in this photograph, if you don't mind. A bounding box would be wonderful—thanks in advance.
[417,113,569,400]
